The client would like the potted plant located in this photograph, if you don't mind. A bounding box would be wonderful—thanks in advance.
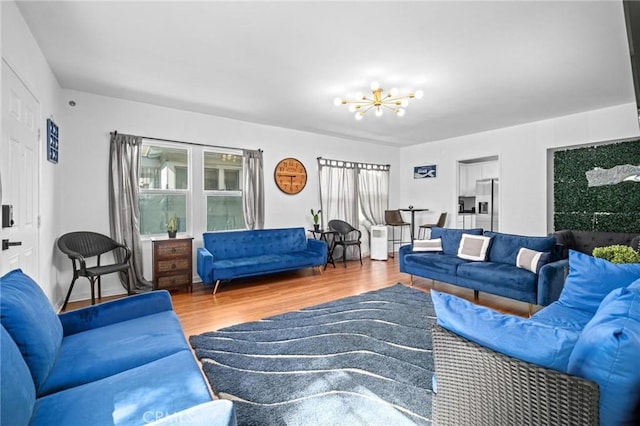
[167,213,178,238]
[593,245,640,264]
[310,209,322,231]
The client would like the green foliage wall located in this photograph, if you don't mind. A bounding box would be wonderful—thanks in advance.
[554,140,640,232]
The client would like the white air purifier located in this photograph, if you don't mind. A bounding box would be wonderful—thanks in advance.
[370,225,388,260]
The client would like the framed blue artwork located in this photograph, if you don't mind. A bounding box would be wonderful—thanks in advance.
[414,164,437,179]
[47,118,59,164]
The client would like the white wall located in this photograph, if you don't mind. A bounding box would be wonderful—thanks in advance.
[400,103,640,236]
[1,0,64,302]
[59,89,401,301]
[5,0,640,306]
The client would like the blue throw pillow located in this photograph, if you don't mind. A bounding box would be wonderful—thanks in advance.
[558,250,640,313]
[431,290,581,372]
[0,269,62,391]
[430,227,483,256]
[567,283,640,426]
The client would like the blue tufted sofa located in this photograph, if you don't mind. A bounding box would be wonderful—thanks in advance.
[0,269,237,426]
[399,227,566,308]
[197,227,327,294]
[431,250,640,426]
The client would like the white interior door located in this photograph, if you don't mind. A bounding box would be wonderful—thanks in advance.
[0,60,40,278]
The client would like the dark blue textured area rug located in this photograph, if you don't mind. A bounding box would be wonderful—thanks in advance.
[189,284,436,425]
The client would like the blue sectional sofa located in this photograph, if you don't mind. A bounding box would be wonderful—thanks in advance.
[197,227,327,294]
[431,250,640,426]
[400,227,566,307]
[0,269,236,426]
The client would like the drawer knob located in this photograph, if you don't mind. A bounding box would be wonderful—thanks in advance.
[171,247,177,253]
[171,263,177,269]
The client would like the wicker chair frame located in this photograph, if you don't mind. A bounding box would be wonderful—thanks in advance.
[327,219,362,268]
[57,231,132,310]
[432,324,599,426]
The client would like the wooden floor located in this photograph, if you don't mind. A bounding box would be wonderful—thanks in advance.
[65,257,533,337]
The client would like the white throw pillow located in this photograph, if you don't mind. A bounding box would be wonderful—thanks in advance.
[516,247,550,273]
[413,238,443,252]
[457,234,491,261]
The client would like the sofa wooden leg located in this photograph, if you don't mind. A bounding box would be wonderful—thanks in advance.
[410,275,414,286]
[528,304,533,318]
[474,290,479,302]
[213,280,221,295]
[317,266,323,274]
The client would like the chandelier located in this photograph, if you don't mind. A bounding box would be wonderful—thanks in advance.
[333,81,424,120]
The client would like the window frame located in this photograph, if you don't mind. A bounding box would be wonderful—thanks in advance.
[138,140,192,239]
[202,148,245,232]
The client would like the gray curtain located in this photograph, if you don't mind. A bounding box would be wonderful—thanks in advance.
[358,167,389,229]
[358,167,389,256]
[318,161,358,227]
[108,132,152,292]
[318,159,359,259]
[242,149,264,229]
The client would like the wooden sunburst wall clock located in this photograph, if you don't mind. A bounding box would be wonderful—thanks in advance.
[274,157,307,194]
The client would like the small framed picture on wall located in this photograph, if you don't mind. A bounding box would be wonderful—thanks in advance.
[47,118,59,164]
[414,164,437,179]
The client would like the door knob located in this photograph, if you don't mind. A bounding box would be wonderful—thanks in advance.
[2,239,22,251]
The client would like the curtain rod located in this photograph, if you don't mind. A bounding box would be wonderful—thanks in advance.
[110,131,262,152]
[317,156,390,169]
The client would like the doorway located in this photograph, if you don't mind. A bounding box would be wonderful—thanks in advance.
[0,60,40,278]
[457,155,500,231]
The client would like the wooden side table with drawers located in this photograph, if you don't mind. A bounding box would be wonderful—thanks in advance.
[152,236,193,292]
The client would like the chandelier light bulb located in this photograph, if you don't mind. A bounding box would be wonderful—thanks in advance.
[355,112,364,120]
[397,108,406,117]
[390,88,399,97]
[414,90,424,99]
[354,91,364,100]
[400,99,409,108]
[348,104,356,113]
[370,81,380,91]
[375,108,384,117]
[334,97,343,106]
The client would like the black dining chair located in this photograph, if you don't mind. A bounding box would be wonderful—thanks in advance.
[328,219,362,268]
[57,231,132,310]
[385,210,410,258]
[417,212,448,239]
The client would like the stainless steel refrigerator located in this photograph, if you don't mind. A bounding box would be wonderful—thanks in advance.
[476,178,499,231]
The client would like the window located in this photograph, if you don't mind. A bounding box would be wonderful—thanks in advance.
[139,144,189,235]
[138,142,247,236]
[224,169,240,190]
[204,167,219,190]
[204,151,245,231]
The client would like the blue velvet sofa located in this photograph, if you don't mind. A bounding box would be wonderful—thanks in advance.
[0,269,237,426]
[399,227,566,307]
[431,250,640,426]
[197,227,327,294]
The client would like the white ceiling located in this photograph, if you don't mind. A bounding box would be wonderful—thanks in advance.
[16,1,636,147]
